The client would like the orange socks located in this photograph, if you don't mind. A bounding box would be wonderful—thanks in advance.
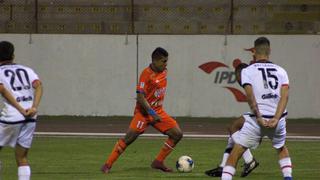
[156,138,176,162]
[105,139,127,167]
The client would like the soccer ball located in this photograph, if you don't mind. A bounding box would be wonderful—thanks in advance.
[176,155,194,172]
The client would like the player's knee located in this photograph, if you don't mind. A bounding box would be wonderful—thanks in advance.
[277,146,289,156]
[173,131,183,141]
[171,130,183,143]
[176,131,183,141]
[124,130,140,145]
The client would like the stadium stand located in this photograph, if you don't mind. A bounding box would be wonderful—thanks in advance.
[0,0,319,34]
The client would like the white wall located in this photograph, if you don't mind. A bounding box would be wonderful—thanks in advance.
[0,34,319,118]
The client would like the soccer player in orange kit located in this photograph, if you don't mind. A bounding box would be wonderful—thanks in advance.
[101,47,183,174]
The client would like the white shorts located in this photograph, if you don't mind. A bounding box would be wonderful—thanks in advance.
[0,122,36,148]
[233,114,286,149]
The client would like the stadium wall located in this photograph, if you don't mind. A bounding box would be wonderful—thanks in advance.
[0,34,319,118]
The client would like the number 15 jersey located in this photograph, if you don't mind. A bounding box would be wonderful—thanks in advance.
[0,64,40,122]
[241,61,289,116]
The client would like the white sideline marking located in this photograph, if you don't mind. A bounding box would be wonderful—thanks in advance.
[34,132,320,140]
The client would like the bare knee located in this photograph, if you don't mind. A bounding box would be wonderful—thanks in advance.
[174,130,183,142]
[123,129,140,145]
[277,146,290,159]
[15,145,29,166]
[166,128,183,143]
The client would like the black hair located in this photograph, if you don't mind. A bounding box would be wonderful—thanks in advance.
[254,37,270,47]
[254,37,270,55]
[0,41,14,61]
[235,63,248,74]
[151,47,168,60]
[235,63,248,85]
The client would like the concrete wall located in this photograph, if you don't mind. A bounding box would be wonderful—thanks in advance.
[0,34,319,118]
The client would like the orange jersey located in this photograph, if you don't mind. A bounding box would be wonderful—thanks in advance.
[135,65,167,114]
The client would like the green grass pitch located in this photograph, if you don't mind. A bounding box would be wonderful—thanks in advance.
[1,137,319,180]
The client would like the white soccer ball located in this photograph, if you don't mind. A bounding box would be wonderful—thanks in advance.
[176,155,194,172]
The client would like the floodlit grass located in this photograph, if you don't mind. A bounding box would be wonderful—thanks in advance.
[1,137,319,180]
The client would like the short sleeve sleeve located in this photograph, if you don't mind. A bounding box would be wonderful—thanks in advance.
[241,68,251,87]
[136,71,148,94]
[26,68,40,85]
[279,68,289,87]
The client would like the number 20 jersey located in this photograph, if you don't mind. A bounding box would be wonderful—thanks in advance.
[0,64,40,122]
[241,61,289,115]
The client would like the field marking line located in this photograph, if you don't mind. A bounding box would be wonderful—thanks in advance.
[34,132,320,140]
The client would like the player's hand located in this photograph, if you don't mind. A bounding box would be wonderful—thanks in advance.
[19,109,28,117]
[267,118,279,128]
[26,107,37,117]
[257,117,268,127]
[148,114,162,126]
[152,114,162,122]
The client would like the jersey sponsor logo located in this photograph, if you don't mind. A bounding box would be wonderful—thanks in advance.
[154,87,166,98]
[16,96,33,102]
[198,58,247,102]
[261,93,278,99]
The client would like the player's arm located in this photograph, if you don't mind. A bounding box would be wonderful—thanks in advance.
[268,85,289,128]
[243,85,261,118]
[136,93,161,123]
[0,84,26,116]
[243,85,267,127]
[26,80,43,117]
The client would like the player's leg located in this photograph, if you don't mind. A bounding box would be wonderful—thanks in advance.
[0,123,20,178]
[271,118,292,180]
[205,116,258,177]
[222,115,261,180]
[152,111,182,172]
[15,122,36,180]
[101,114,147,174]
[277,146,292,180]
[228,116,245,134]
[229,117,249,165]
[101,129,140,173]
[15,144,31,180]
[240,149,259,177]
[229,116,259,177]
[229,117,255,165]
[222,144,246,180]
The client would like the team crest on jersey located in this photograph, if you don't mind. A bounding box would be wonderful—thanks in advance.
[154,87,166,98]
[140,82,145,88]
[198,59,247,103]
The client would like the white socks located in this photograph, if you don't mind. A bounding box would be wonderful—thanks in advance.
[279,157,292,178]
[220,153,230,167]
[242,149,254,164]
[18,166,31,180]
[221,165,235,180]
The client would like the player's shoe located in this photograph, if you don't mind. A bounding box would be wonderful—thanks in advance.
[151,159,173,172]
[100,164,111,174]
[284,177,293,180]
[204,166,223,177]
[240,158,259,177]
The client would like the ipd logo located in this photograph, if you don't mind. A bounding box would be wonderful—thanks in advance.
[198,59,247,102]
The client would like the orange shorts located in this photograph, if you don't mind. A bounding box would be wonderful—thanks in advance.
[129,110,177,134]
